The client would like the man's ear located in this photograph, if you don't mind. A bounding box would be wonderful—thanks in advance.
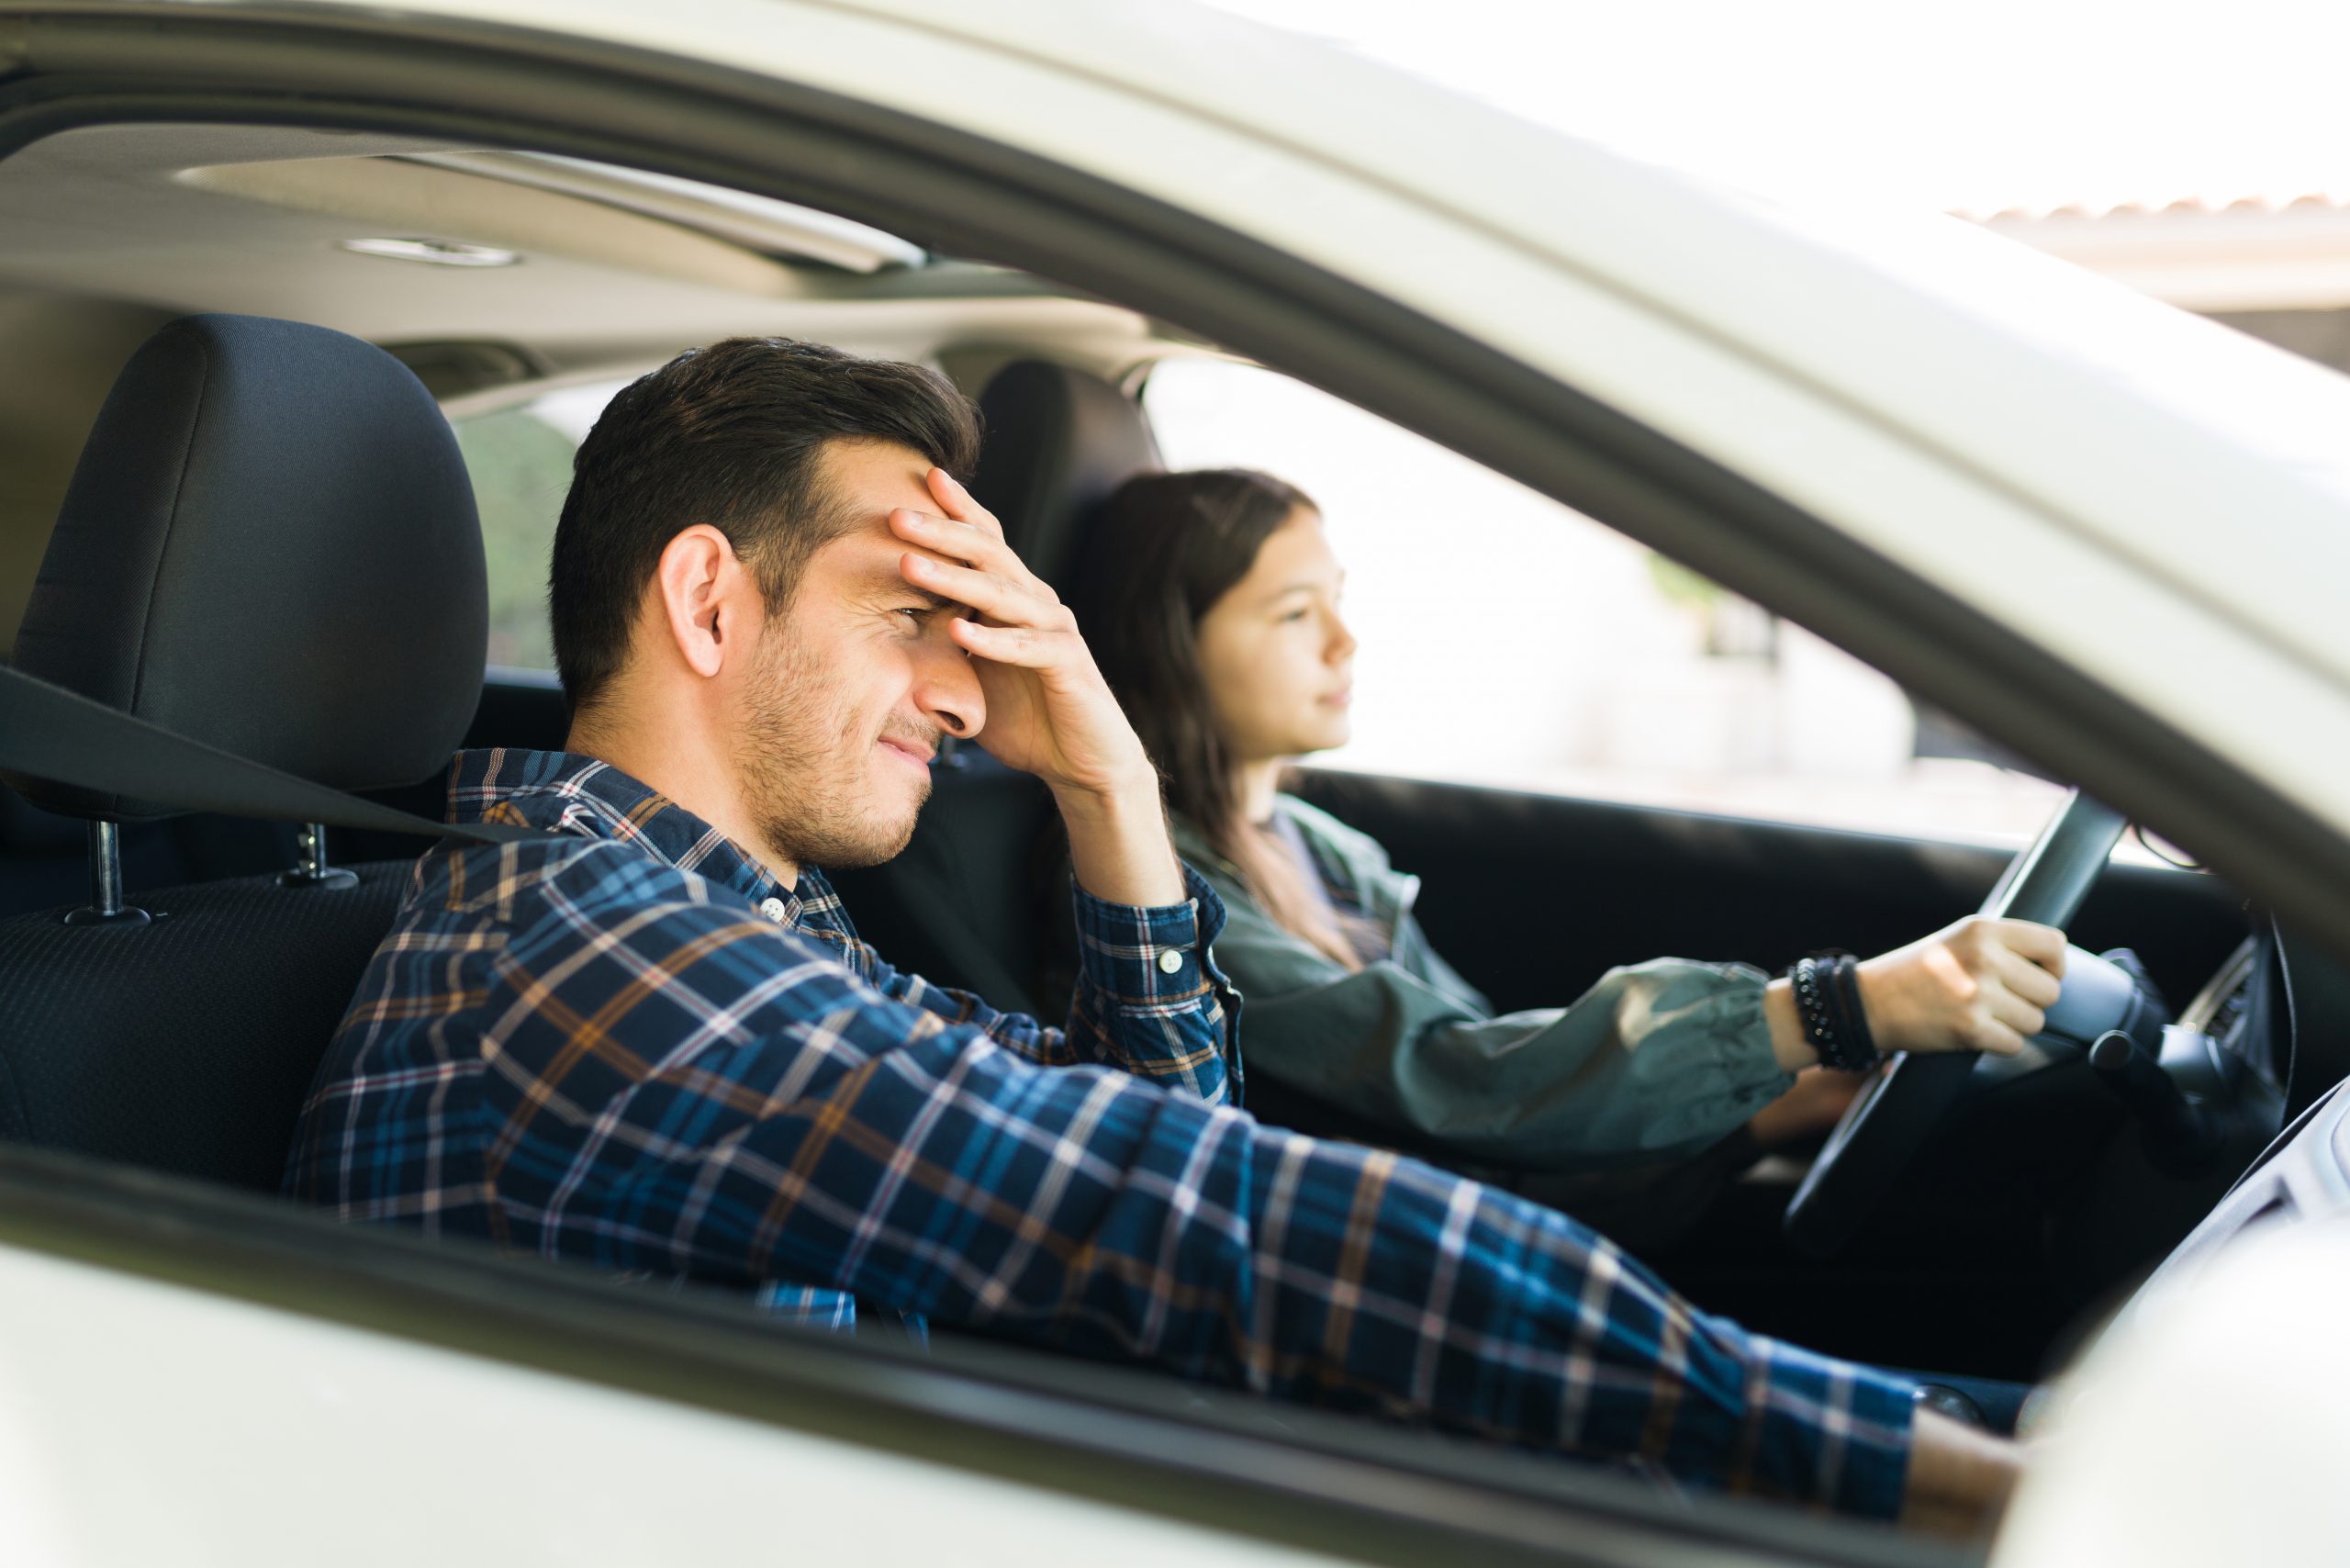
[652,525,752,680]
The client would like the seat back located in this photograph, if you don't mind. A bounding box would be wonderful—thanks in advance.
[969,357,1161,592]
[0,866,408,1190]
[826,752,1060,1014]
[0,314,486,1186]
[0,780,297,920]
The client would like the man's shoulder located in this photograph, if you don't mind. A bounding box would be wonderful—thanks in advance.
[415,829,745,935]
[397,835,880,1024]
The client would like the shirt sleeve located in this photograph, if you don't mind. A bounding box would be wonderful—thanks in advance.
[834,865,1240,1104]
[1204,879,1795,1171]
[471,883,1914,1519]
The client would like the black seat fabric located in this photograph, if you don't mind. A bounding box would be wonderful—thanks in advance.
[830,361,1159,1007]
[0,782,290,919]
[825,752,1060,1015]
[0,783,101,917]
[6,312,486,821]
[0,865,408,1190]
[0,314,487,1189]
[968,358,1160,592]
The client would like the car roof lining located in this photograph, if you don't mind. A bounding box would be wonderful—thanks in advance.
[0,118,1218,653]
[0,121,1165,362]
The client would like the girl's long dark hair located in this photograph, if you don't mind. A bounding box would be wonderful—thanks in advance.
[1068,468,1361,969]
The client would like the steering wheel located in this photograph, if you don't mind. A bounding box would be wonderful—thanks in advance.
[1782,789,2130,1257]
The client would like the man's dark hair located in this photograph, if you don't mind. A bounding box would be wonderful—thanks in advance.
[549,336,982,714]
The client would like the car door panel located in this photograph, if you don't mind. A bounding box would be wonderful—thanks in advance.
[1291,769,2247,1021]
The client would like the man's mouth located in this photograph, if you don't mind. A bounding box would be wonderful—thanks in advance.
[878,735,936,768]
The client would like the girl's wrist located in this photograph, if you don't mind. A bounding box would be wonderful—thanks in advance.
[1762,978,1819,1073]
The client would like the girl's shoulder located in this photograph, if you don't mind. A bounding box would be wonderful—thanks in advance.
[1272,794,1396,880]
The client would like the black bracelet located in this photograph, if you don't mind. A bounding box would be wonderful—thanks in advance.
[1789,952,1883,1072]
[1790,955,1839,1058]
[1823,953,1882,1070]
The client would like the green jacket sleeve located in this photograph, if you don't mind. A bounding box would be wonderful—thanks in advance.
[1189,801,1794,1173]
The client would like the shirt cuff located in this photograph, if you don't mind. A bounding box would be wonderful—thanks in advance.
[1069,864,1244,1104]
[1739,1336,1919,1518]
[1069,862,1229,1002]
[1669,959,1796,1094]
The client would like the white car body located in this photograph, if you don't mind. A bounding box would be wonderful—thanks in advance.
[1,1,2344,1562]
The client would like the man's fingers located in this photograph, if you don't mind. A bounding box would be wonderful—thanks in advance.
[949,615,1067,669]
[891,508,1044,594]
[906,553,1065,633]
[925,466,1006,541]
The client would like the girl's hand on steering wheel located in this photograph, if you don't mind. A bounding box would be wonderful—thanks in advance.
[1855,915,2067,1058]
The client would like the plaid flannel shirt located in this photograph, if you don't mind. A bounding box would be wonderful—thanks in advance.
[285,748,1916,1518]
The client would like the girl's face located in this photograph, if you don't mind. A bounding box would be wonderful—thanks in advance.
[1194,507,1357,766]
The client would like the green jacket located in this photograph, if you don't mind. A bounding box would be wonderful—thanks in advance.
[1174,796,1793,1174]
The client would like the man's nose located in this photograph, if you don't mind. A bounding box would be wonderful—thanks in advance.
[912,629,985,739]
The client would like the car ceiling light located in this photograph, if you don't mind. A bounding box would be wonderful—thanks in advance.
[340,237,520,268]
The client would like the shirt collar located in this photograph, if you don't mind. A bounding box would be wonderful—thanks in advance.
[445,747,799,916]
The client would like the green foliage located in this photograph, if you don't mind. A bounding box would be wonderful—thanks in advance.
[453,408,576,669]
[1645,552,1722,610]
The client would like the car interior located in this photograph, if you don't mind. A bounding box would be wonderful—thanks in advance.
[3,105,2345,1537]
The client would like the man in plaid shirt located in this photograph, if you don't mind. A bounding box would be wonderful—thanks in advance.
[287,338,2012,1531]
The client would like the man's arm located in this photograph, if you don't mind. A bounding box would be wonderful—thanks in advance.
[474,887,1927,1521]
[812,862,1237,1102]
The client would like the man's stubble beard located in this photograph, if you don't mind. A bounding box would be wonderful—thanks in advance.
[737,623,931,873]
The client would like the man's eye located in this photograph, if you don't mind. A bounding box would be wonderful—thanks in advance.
[1278,608,1310,624]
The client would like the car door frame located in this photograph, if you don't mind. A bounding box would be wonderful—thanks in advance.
[0,5,2332,1563]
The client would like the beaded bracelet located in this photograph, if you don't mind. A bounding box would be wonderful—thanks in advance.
[1790,952,1884,1072]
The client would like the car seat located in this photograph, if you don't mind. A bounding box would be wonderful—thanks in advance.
[0,313,487,1191]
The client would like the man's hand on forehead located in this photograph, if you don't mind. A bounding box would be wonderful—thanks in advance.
[884,468,1153,799]
[869,569,964,618]
[888,467,1181,908]
[886,468,1057,656]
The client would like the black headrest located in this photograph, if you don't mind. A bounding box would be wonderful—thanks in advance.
[6,315,487,822]
[968,360,1159,592]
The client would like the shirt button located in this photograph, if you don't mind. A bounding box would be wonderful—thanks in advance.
[1157,949,1184,974]
[759,898,789,923]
